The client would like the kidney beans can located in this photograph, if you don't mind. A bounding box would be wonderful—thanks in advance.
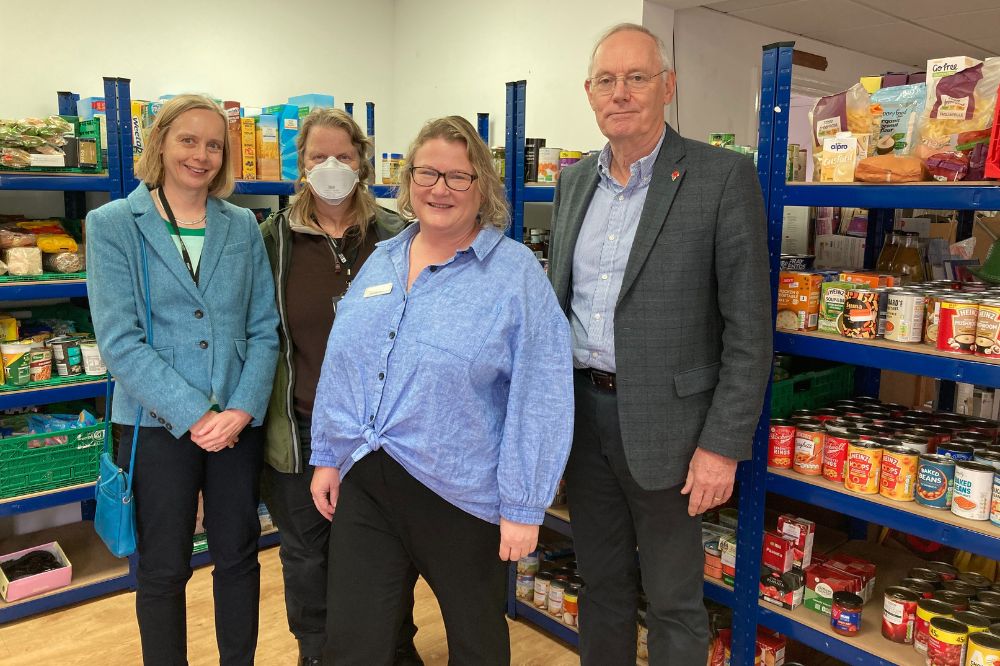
[822,427,853,483]
[793,424,824,476]
[952,461,995,521]
[885,291,926,342]
[965,631,1000,666]
[883,586,920,644]
[917,454,956,508]
[991,474,1000,527]
[768,419,795,469]
[938,298,980,354]
[845,440,882,494]
[915,598,954,655]
[938,442,976,462]
[974,299,1000,357]
[880,445,919,501]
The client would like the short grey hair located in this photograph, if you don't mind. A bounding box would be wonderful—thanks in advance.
[588,23,674,77]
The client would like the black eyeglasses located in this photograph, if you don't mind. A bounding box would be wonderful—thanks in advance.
[410,166,478,192]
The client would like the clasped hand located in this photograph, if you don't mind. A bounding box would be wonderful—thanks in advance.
[190,409,251,452]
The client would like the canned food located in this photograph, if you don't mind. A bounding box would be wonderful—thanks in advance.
[978,591,1000,605]
[899,434,933,455]
[943,580,980,598]
[768,419,796,469]
[533,571,552,608]
[831,591,864,636]
[965,632,1000,666]
[938,443,977,462]
[515,573,534,600]
[883,586,920,644]
[883,419,911,434]
[842,414,874,427]
[899,578,937,598]
[928,617,969,666]
[813,407,841,422]
[880,445,919,501]
[925,292,944,345]
[793,425,824,475]
[886,291,926,342]
[938,298,980,354]
[966,418,1000,444]
[968,602,1000,622]
[548,579,566,616]
[917,455,956,508]
[517,553,539,575]
[927,562,961,582]
[845,440,882,494]
[958,573,993,593]
[952,461,995,521]
[844,288,880,339]
[957,432,995,450]
[79,341,105,376]
[935,590,972,612]
[992,474,1000,527]
[48,336,83,377]
[915,598,954,655]
[974,299,1000,357]
[911,567,945,587]
[562,583,580,626]
[953,611,991,633]
[822,427,854,483]
[924,424,958,449]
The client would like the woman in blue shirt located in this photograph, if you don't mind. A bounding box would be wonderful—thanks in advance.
[310,116,574,664]
[87,94,278,665]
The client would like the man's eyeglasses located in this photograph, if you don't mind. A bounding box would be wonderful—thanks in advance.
[410,166,478,192]
[589,69,668,95]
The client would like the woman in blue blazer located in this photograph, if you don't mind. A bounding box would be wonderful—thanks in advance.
[86,94,279,666]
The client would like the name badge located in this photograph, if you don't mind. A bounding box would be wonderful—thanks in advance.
[363,283,393,298]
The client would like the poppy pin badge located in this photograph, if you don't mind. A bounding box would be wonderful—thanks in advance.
[671,170,680,181]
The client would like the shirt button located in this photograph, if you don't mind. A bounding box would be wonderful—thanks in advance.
[617,195,624,202]
[194,310,204,319]
[591,351,598,358]
[388,331,396,339]
[430,266,438,272]
[601,274,609,280]
[608,234,616,241]
[378,372,385,381]
[594,313,602,320]
[199,340,208,349]
[369,414,375,423]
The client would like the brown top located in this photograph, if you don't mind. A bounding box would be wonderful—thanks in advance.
[285,228,378,419]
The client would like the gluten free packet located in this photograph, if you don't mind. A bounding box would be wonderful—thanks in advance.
[364,283,393,298]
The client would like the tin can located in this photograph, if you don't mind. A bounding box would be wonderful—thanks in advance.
[845,440,882,494]
[922,424,957,450]
[925,292,944,345]
[27,347,52,382]
[959,573,993,593]
[968,602,1000,622]
[886,291,925,342]
[533,571,552,609]
[49,336,83,376]
[952,461,995,520]
[978,591,1000,605]
[558,150,582,171]
[974,299,1000,357]
[793,424,824,475]
[880,445,919,501]
[928,617,969,666]
[547,579,566,616]
[515,574,534,600]
[916,454,956,508]
[915,598,954,655]
[938,442,977,462]
[965,631,1000,666]
[938,298,980,354]
[912,567,945,587]
[517,553,539,576]
[935,590,972,612]
[943,580,980,599]
[992,474,1000,527]
[768,419,795,469]
[883,586,920,644]
[831,591,863,636]
[822,426,854,483]
[562,583,580,626]
[874,287,891,337]
[954,611,991,633]
[966,418,1000,444]
[959,432,997,450]
[899,578,937,599]
[79,341,106,376]
[813,407,841,422]
[899,434,932,455]
[537,147,562,183]
[843,288,880,339]
[927,562,961,582]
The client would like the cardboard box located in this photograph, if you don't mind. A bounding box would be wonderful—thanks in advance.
[0,541,72,602]
[824,552,876,603]
[839,271,897,289]
[762,530,795,573]
[76,97,107,155]
[776,272,821,331]
[777,515,815,569]
[264,104,300,181]
[240,117,257,180]
[288,93,334,113]
[757,631,787,666]
[130,100,147,168]
[223,102,242,180]
[255,115,280,181]
[760,569,803,610]
[820,134,860,182]
[720,534,737,587]
[804,563,863,615]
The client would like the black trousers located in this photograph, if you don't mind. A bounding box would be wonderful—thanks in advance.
[564,375,709,666]
[120,424,264,666]
[324,449,509,666]
[262,417,422,662]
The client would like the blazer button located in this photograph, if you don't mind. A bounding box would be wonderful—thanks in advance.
[199,340,209,349]
[158,417,166,424]
[194,310,204,319]
[165,423,173,431]
[150,411,157,419]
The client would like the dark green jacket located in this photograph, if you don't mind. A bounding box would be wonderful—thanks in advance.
[260,206,405,473]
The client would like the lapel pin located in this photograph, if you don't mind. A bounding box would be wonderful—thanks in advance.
[671,169,680,181]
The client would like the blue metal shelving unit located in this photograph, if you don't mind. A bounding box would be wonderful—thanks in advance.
[783,182,1000,210]
[0,484,96,518]
[0,280,88,300]
[0,377,112,411]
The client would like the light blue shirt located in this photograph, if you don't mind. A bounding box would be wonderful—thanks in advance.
[310,223,574,525]
[570,128,665,372]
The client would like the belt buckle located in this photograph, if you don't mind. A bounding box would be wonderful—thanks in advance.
[590,369,616,391]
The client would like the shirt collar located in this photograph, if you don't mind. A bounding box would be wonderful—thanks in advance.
[597,125,667,189]
[378,221,503,262]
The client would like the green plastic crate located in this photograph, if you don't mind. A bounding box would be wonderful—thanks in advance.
[0,423,104,499]
[770,364,855,419]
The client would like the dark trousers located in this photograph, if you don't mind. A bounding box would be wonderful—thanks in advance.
[325,449,509,666]
[120,424,264,666]
[564,376,709,666]
[262,417,422,662]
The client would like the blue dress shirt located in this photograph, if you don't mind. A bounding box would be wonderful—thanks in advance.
[311,223,574,525]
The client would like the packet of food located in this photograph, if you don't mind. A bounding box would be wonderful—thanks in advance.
[0,148,31,169]
[821,132,860,182]
[871,83,926,154]
[809,84,871,179]
[915,57,1000,165]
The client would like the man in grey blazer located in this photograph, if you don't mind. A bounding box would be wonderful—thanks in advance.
[548,23,771,664]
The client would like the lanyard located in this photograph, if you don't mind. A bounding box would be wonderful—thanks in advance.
[157,188,200,285]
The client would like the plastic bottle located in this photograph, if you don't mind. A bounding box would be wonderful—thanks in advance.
[876,231,901,273]
[381,153,391,185]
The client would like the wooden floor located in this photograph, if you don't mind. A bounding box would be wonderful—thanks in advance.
[0,546,580,665]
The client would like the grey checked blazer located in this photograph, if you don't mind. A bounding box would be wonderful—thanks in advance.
[548,124,772,490]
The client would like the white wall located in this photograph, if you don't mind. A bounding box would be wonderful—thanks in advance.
[642,1,679,128]
[672,7,915,147]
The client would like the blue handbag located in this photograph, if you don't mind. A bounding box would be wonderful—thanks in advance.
[94,236,153,558]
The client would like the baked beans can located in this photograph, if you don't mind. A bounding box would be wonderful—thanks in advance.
[822,427,853,483]
[899,434,932,455]
[844,440,882,494]
[917,454,956,508]
[938,443,977,462]
[880,445,919,501]
[843,288,880,339]
[885,291,926,342]
[938,298,980,354]
[793,425,824,476]
[915,598,954,655]
[899,577,937,599]
[966,418,1000,445]
[959,432,996,449]
[928,617,969,666]
[768,419,796,469]
[883,586,920,644]
[952,461,995,521]
[974,299,1000,357]
[965,631,1000,666]
[992,474,1000,527]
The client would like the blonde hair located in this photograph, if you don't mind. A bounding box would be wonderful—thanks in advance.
[396,116,508,231]
[135,94,234,198]
[289,109,377,240]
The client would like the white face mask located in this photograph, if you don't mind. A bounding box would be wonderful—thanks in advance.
[306,156,360,205]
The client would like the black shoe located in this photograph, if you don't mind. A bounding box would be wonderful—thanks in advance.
[299,657,323,666]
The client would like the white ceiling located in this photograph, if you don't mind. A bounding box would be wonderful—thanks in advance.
[650,0,1000,67]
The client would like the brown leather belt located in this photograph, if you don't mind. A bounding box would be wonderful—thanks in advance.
[577,368,617,391]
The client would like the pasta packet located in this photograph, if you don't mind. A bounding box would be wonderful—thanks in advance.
[809,84,871,179]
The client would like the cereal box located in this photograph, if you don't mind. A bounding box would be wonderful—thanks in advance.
[240,117,257,180]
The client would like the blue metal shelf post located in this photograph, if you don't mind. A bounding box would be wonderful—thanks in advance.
[477,112,490,145]
[503,81,527,242]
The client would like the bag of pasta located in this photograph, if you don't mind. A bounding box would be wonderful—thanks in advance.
[809,83,872,180]
[914,56,1000,179]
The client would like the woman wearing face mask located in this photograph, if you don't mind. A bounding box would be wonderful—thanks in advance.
[259,108,422,666]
